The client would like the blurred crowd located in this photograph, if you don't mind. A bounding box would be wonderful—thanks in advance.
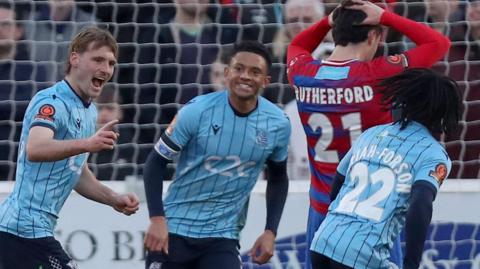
[0,0,479,180]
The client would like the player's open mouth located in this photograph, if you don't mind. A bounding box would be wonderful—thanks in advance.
[92,77,105,89]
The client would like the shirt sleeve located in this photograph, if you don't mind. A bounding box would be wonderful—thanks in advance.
[27,95,68,134]
[414,147,451,192]
[168,98,202,148]
[269,114,292,162]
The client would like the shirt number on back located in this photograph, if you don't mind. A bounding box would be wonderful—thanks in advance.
[335,162,395,221]
[308,112,362,163]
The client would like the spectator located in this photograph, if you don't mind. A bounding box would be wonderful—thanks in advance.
[264,0,329,105]
[134,0,237,144]
[426,0,463,35]
[89,84,135,181]
[208,53,228,92]
[436,0,480,178]
[25,0,96,80]
[271,0,326,63]
[0,1,50,180]
[217,0,284,44]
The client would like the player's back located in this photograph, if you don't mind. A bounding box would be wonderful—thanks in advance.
[0,81,97,238]
[311,121,448,269]
[163,91,290,239]
[288,54,407,213]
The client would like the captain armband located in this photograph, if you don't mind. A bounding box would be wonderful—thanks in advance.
[154,132,181,161]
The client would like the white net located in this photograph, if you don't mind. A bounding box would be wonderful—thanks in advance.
[0,0,479,181]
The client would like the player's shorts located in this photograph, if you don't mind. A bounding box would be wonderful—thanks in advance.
[310,251,353,269]
[305,206,327,269]
[145,233,241,269]
[0,231,77,269]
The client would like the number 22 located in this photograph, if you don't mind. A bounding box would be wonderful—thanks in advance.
[335,162,395,221]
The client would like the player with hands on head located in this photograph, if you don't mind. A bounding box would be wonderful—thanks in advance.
[287,0,451,268]
[143,40,291,269]
[310,68,463,269]
[0,26,139,269]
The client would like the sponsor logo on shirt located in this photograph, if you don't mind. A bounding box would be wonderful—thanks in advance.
[211,124,221,135]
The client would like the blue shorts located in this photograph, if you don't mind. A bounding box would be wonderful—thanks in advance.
[145,233,241,269]
[0,231,77,269]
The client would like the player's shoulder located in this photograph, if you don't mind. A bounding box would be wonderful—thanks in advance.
[182,91,226,112]
[421,136,448,161]
[29,82,69,110]
[258,97,290,124]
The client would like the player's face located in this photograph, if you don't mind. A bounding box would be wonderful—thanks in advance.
[225,51,270,101]
[69,44,116,100]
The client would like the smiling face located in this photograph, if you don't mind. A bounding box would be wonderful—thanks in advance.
[68,43,116,100]
[225,51,270,101]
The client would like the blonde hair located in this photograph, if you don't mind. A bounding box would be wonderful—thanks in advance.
[66,27,118,74]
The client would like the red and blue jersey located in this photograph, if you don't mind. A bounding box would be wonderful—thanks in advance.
[288,54,407,214]
[287,12,450,215]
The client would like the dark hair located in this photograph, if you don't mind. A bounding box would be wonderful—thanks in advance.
[331,0,383,46]
[379,68,463,136]
[229,40,272,71]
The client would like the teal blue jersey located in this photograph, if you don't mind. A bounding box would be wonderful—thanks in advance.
[154,91,291,239]
[0,80,97,238]
[311,121,450,269]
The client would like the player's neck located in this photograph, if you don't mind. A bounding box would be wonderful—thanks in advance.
[328,45,369,62]
[64,76,91,104]
[228,95,258,116]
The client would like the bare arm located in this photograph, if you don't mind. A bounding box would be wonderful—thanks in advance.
[74,165,139,215]
[26,119,119,162]
[26,126,89,162]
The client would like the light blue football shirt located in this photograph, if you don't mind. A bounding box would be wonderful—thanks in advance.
[311,121,451,269]
[0,80,97,238]
[154,90,291,239]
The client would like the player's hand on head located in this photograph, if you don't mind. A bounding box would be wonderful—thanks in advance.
[346,0,384,25]
[87,119,119,152]
[249,230,276,264]
[144,216,169,255]
[113,193,140,215]
[328,5,339,26]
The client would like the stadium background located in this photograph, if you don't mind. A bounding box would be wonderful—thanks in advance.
[0,0,479,268]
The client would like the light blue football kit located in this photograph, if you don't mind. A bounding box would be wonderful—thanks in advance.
[154,90,291,239]
[0,80,97,238]
[311,121,450,269]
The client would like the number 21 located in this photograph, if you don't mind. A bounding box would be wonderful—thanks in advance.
[308,112,361,163]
